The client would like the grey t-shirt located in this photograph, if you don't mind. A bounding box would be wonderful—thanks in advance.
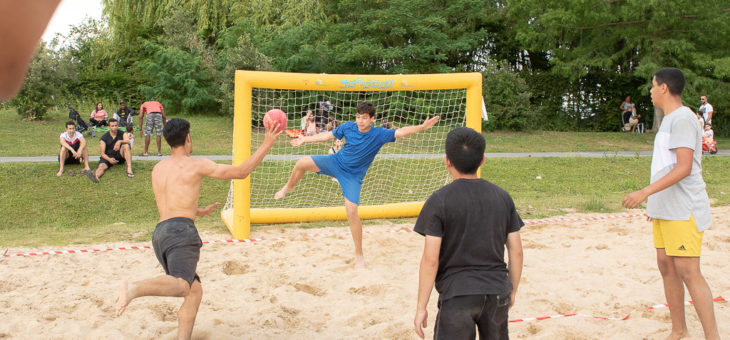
[647,106,711,231]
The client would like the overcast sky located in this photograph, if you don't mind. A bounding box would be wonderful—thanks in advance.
[42,0,104,42]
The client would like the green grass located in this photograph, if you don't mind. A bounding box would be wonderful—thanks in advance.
[3,107,730,247]
[3,156,730,247]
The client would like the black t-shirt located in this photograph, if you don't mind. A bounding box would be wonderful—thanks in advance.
[116,107,134,121]
[414,178,523,300]
[622,110,632,124]
[100,131,124,156]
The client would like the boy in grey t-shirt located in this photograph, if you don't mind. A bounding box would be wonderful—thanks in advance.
[622,68,719,340]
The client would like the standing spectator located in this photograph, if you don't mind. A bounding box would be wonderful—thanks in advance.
[413,127,523,339]
[87,119,134,182]
[696,111,706,130]
[699,95,713,125]
[57,121,91,177]
[89,102,108,128]
[301,109,312,131]
[114,101,135,128]
[138,98,166,156]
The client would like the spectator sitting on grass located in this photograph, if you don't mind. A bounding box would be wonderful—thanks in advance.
[87,119,134,182]
[89,102,108,128]
[57,121,91,177]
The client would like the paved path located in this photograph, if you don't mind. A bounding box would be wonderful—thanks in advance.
[2,151,728,163]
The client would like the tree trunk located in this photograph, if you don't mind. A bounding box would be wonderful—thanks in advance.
[651,106,664,132]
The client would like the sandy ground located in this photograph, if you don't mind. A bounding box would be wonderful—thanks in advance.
[0,208,728,339]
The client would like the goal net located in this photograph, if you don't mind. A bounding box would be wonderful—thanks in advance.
[222,71,482,239]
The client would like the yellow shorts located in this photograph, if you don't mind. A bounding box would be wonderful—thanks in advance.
[653,215,704,257]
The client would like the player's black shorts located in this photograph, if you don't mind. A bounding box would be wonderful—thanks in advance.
[99,150,125,167]
[152,217,203,286]
[59,143,82,165]
[434,294,510,340]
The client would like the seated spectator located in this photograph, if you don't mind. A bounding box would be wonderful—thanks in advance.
[301,109,313,131]
[89,102,108,127]
[305,114,319,136]
[325,116,340,131]
[113,101,135,127]
[87,119,134,182]
[629,110,641,133]
[620,96,635,132]
[703,123,714,148]
[57,121,91,176]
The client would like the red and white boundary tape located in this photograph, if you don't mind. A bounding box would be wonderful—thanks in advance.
[2,212,643,258]
[509,297,726,323]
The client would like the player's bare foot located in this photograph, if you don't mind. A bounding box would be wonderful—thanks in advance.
[274,186,294,200]
[115,281,132,317]
[354,255,367,268]
[665,330,688,340]
[56,170,63,177]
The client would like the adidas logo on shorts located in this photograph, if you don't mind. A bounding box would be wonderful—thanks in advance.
[678,245,686,251]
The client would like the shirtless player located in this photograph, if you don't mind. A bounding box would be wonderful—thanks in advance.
[115,118,281,339]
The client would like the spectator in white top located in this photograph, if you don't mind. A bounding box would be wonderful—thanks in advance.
[57,121,91,176]
[699,95,713,124]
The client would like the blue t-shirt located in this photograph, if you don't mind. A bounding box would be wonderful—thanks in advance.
[332,121,396,179]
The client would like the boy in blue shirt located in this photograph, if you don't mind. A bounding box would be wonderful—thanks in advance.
[275,101,439,267]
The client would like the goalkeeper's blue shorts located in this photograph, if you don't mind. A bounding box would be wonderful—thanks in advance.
[311,154,363,205]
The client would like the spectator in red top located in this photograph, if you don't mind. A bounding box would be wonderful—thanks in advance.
[89,102,108,127]
[138,98,167,156]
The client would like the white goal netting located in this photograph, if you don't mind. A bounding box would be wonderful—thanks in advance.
[223,88,468,218]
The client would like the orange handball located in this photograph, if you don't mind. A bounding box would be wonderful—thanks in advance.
[264,109,287,133]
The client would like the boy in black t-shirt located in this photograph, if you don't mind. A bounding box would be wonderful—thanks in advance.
[87,119,134,182]
[413,127,524,340]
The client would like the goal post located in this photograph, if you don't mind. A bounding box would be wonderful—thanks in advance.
[222,71,482,239]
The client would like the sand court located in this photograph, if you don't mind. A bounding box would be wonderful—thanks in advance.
[1,208,728,339]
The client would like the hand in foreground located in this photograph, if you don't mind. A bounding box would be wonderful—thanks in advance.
[414,309,428,339]
[290,135,305,147]
[198,202,221,217]
[262,118,283,145]
[621,189,647,209]
[421,116,440,130]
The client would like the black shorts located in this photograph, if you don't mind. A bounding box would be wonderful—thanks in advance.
[59,143,81,165]
[152,217,203,286]
[434,294,510,340]
[99,150,125,167]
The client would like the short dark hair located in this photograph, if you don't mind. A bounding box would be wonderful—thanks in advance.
[120,100,126,105]
[126,124,134,132]
[654,67,685,96]
[108,118,118,125]
[356,102,375,117]
[445,127,485,174]
[163,118,190,147]
[65,121,75,128]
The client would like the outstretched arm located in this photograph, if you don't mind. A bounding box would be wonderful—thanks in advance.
[204,121,282,180]
[290,131,334,147]
[395,116,440,139]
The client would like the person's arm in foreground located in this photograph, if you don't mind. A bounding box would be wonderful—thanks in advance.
[204,122,282,180]
[414,235,441,339]
[506,231,523,308]
[395,116,440,139]
[622,147,693,208]
[290,131,334,147]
